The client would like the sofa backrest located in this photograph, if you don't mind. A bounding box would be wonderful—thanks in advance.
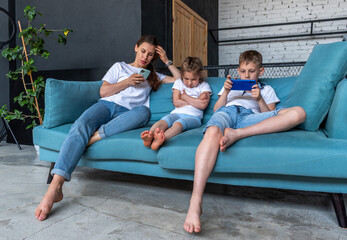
[149,76,298,125]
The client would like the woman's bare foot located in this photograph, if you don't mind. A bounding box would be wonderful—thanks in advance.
[35,179,64,221]
[220,128,241,152]
[88,131,101,146]
[184,201,202,234]
[141,130,154,147]
[151,128,165,150]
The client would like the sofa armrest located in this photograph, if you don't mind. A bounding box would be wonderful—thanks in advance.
[43,78,102,128]
[324,78,347,139]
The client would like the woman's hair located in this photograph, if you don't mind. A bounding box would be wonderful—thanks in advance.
[180,57,204,83]
[239,50,263,68]
[136,35,161,91]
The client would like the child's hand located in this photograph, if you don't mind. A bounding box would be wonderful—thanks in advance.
[155,46,169,64]
[224,75,233,91]
[249,84,262,101]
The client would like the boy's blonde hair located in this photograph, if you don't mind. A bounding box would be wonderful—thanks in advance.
[180,57,204,83]
[239,50,263,68]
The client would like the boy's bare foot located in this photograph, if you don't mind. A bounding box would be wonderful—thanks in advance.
[220,128,240,152]
[88,131,101,146]
[141,130,154,147]
[35,184,63,221]
[184,201,202,233]
[151,128,165,151]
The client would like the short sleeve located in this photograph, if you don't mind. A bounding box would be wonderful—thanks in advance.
[263,86,280,104]
[200,82,212,95]
[102,63,121,84]
[157,72,167,82]
[172,79,183,91]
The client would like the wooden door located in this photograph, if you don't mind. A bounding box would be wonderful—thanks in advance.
[173,0,208,66]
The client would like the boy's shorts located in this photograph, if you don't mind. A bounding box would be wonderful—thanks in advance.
[203,105,286,134]
[161,113,201,131]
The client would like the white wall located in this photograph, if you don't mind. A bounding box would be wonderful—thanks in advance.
[218,0,347,65]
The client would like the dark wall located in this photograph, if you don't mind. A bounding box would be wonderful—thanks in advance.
[0,2,10,110]
[141,0,218,67]
[8,0,142,144]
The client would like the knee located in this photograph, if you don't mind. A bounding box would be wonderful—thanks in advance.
[135,106,151,119]
[290,106,306,124]
[205,126,222,138]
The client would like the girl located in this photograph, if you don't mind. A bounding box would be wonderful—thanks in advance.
[35,35,178,221]
[141,57,212,150]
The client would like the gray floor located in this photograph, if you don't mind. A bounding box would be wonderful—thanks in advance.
[0,142,346,240]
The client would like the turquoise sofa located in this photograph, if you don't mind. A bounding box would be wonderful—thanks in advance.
[33,42,347,227]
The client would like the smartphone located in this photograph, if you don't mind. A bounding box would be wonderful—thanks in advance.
[139,68,151,80]
[230,79,256,91]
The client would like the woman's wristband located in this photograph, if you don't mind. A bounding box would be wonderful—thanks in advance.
[165,60,173,67]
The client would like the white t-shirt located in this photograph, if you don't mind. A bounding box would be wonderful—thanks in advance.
[101,62,166,110]
[171,79,212,119]
[218,84,280,113]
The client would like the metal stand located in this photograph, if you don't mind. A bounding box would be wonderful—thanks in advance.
[0,117,22,150]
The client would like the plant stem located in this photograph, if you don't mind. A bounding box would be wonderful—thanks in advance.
[18,20,43,125]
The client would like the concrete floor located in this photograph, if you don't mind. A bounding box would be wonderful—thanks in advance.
[0,142,346,240]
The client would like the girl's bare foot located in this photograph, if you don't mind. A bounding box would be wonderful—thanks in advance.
[151,128,165,150]
[220,128,240,152]
[141,130,154,147]
[88,131,101,146]
[184,201,202,233]
[35,183,63,221]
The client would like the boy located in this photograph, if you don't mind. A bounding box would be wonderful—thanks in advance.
[183,50,306,233]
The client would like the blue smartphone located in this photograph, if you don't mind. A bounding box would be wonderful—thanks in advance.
[139,68,151,80]
[230,79,256,91]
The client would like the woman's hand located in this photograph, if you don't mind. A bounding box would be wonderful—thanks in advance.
[156,45,169,65]
[126,73,146,86]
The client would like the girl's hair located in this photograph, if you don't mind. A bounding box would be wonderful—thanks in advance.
[180,57,204,83]
[136,35,161,91]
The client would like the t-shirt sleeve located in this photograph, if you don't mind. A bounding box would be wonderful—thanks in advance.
[172,79,183,91]
[218,86,225,96]
[263,86,280,104]
[200,82,212,95]
[156,72,167,82]
[102,63,121,84]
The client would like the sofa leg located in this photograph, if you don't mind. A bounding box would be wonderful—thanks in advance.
[331,193,347,228]
[46,162,55,184]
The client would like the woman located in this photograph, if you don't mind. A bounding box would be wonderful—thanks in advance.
[35,35,179,221]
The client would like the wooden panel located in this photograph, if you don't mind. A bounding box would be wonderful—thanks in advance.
[173,0,207,66]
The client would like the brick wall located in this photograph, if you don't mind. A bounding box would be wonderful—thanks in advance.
[218,0,347,65]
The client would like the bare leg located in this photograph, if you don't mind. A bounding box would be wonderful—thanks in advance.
[149,120,169,133]
[35,174,65,221]
[87,131,101,146]
[184,126,223,233]
[140,130,154,147]
[220,106,306,152]
[151,128,166,150]
[163,122,183,140]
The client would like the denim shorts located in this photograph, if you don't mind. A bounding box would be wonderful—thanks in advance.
[161,113,201,131]
[203,105,286,133]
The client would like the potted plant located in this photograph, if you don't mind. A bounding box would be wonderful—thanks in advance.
[0,5,72,132]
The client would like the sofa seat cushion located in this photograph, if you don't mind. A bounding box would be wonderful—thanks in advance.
[33,125,158,163]
[157,127,347,178]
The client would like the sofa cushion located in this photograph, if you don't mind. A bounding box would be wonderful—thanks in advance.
[43,79,102,128]
[324,78,347,139]
[284,41,347,131]
[33,125,158,163]
[157,127,347,178]
[149,83,175,125]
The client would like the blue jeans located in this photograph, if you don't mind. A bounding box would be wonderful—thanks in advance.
[51,100,151,181]
[203,105,285,133]
[161,113,201,131]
